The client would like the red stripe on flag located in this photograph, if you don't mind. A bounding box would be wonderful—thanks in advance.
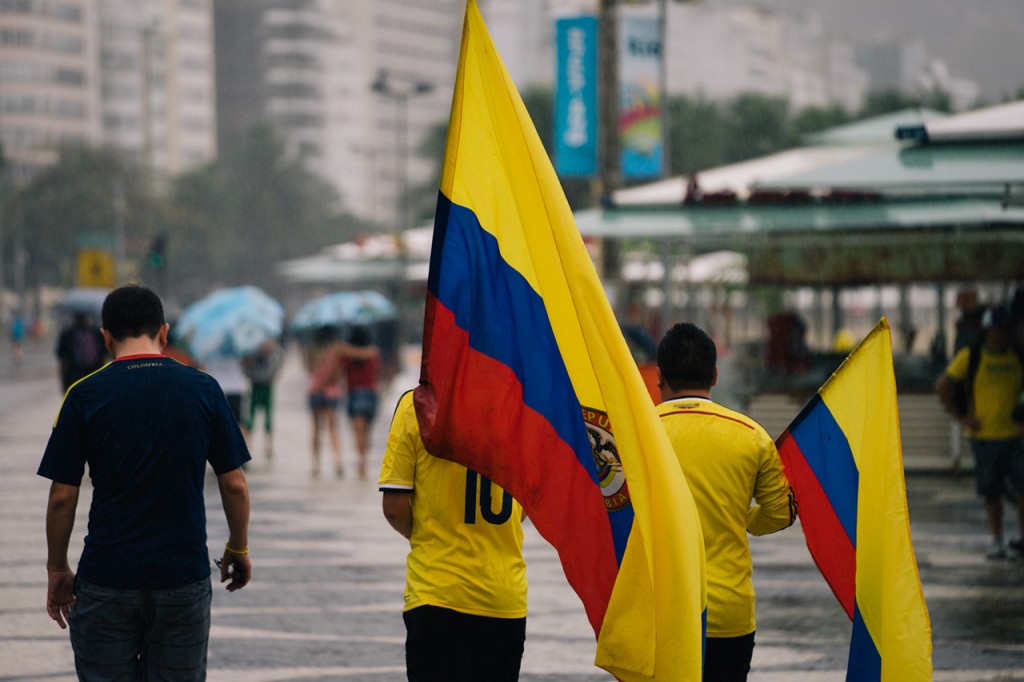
[777,430,856,619]
[416,293,619,635]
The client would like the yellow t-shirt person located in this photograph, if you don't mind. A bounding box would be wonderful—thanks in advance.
[658,397,795,638]
[379,391,527,618]
[945,346,1023,441]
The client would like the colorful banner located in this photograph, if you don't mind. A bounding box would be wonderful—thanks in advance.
[554,16,599,177]
[618,13,663,179]
[776,318,932,680]
[415,2,706,679]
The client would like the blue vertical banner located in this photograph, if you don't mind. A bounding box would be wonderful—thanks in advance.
[554,16,599,177]
[619,14,663,180]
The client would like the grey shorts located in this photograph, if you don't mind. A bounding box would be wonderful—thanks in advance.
[970,437,1024,498]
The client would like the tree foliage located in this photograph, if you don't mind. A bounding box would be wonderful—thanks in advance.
[170,125,367,302]
[2,127,371,303]
[2,146,169,289]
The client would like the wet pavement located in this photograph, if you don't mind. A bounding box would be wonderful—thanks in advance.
[1,339,1023,681]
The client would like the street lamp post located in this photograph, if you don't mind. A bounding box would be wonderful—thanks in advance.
[371,70,434,240]
[370,70,434,343]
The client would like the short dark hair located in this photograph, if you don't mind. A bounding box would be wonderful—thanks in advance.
[657,322,717,391]
[101,285,165,341]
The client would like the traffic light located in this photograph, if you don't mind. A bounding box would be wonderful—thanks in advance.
[148,234,166,270]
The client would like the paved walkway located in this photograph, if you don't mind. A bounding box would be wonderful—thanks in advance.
[2,344,1023,681]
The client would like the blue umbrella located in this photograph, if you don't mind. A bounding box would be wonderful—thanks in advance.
[176,286,284,361]
[290,290,396,334]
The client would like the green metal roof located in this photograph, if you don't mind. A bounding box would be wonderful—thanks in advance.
[578,101,1024,285]
[802,108,947,146]
[757,141,1024,191]
[575,197,1024,241]
[574,197,1024,284]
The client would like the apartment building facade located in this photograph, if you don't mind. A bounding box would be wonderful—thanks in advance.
[213,0,461,225]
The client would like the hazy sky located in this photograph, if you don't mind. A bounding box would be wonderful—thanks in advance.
[715,0,1024,102]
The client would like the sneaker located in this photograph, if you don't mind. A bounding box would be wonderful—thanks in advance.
[1008,538,1024,555]
[986,541,1007,560]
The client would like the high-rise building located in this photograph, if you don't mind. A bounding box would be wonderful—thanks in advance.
[0,0,216,186]
[213,0,461,225]
[0,0,101,184]
[664,3,869,111]
[855,39,978,111]
[98,0,218,178]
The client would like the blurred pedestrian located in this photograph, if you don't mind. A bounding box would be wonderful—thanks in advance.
[304,326,345,478]
[947,290,986,474]
[9,309,26,369]
[55,312,107,392]
[380,390,527,681]
[243,339,285,460]
[342,325,380,479]
[936,304,1024,559]
[205,355,249,434]
[304,326,379,478]
[656,322,796,682]
[37,284,251,680]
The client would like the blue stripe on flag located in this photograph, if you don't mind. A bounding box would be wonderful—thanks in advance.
[789,396,859,547]
[847,604,882,681]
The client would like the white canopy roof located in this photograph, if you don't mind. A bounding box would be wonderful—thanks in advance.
[921,100,1024,142]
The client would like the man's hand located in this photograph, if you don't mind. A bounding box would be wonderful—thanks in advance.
[219,549,251,592]
[958,415,982,431]
[46,568,76,629]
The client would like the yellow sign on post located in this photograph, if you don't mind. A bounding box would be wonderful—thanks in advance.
[77,249,117,288]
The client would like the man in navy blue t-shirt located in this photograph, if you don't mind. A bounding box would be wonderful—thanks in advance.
[39,284,252,681]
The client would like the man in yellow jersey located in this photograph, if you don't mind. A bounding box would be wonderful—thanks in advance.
[379,390,527,681]
[656,323,795,682]
[937,304,1024,559]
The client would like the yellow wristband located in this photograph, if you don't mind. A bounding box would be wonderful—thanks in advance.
[225,543,249,556]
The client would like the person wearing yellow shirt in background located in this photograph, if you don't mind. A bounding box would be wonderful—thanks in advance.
[936,304,1024,559]
[656,323,796,682]
[379,390,527,681]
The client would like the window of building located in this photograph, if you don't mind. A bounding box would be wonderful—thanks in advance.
[50,32,84,53]
[0,0,32,14]
[55,67,84,84]
[0,28,32,46]
[0,61,42,82]
[0,94,36,113]
[55,98,84,118]
[53,3,83,22]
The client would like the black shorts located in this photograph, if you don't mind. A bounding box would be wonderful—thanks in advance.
[704,632,755,682]
[403,605,525,682]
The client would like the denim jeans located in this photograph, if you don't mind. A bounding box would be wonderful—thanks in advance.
[69,576,212,682]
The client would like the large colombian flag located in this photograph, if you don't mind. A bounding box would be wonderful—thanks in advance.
[776,318,932,681]
[413,2,706,679]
